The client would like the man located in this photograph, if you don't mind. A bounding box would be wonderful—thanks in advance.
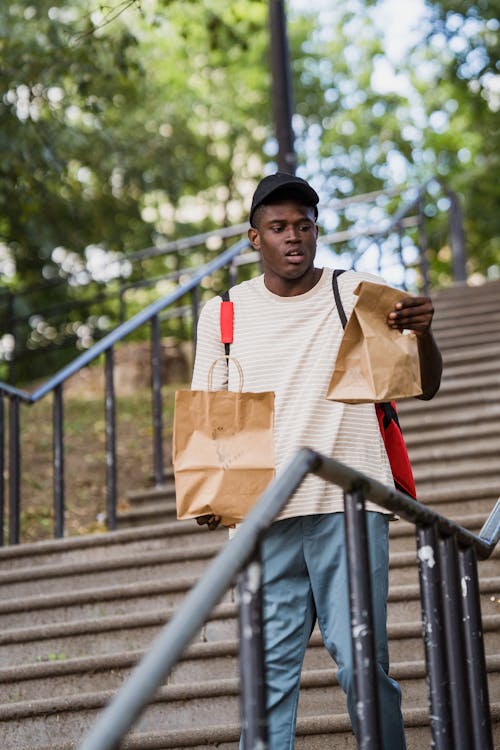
[191,173,442,748]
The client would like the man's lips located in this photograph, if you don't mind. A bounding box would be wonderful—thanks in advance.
[285,250,305,262]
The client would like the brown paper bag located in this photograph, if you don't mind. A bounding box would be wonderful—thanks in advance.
[326,281,422,403]
[173,357,275,526]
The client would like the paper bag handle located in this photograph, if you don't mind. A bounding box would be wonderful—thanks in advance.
[208,356,244,391]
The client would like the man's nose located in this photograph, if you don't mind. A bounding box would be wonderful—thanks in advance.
[285,226,300,241]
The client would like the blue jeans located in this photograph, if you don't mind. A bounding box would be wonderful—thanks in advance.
[253,512,406,750]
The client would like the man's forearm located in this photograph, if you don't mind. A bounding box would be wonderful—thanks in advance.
[417,330,442,400]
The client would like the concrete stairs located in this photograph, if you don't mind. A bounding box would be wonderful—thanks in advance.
[0,280,499,749]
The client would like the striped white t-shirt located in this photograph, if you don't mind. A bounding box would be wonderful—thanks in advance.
[191,267,394,520]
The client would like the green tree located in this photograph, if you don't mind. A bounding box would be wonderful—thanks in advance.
[0,0,277,380]
[416,0,500,278]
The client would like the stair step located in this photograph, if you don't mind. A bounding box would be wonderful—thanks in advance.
[404,421,500,450]
[3,278,500,749]
[1,615,499,703]
[1,659,498,749]
[127,481,176,506]
[0,521,225,571]
[437,331,500,352]
[0,541,223,598]
[398,401,500,431]
[396,386,500,418]
[434,303,500,328]
[34,703,500,750]
[2,535,496,601]
[408,436,500,464]
[117,501,178,527]
[1,578,499,667]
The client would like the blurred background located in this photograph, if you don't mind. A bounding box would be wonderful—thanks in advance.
[1,0,499,383]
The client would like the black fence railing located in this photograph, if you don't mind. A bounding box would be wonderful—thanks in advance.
[74,449,500,750]
[0,237,252,545]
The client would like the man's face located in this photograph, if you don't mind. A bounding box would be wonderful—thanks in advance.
[248,200,318,288]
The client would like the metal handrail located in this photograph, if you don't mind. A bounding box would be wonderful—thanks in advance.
[0,238,250,404]
[1,178,466,385]
[77,448,500,750]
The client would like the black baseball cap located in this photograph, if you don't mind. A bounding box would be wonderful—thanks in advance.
[249,172,319,226]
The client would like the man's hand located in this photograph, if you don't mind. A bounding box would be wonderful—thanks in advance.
[387,296,434,336]
[196,514,221,530]
[388,295,442,400]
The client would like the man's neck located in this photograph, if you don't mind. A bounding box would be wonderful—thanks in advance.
[263,267,323,297]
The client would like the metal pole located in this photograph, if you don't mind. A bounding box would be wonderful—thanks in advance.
[237,544,268,749]
[417,197,431,296]
[150,314,164,487]
[0,396,4,546]
[445,188,467,283]
[458,545,493,750]
[104,347,117,531]
[269,0,296,174]
[8,395,20,545]
[190,286,200,362]
[53,384,65,538]
[416,524,452,749]
[437,534,473,750]
[344,486,382,749]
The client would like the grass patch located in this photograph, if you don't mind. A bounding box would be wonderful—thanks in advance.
[4,384,180,543]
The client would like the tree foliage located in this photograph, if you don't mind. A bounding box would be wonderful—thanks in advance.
[1,0,499,382]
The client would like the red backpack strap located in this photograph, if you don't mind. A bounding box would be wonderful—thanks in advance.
[376,402,416,499]
[332,271,416,500]
[219,291,233,357]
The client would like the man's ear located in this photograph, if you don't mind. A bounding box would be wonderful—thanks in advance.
[248,226,261,250]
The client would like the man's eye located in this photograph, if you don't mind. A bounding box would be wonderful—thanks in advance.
[299,224,312,231]
[271,226,284,232]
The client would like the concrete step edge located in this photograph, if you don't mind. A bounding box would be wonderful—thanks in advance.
[436,322,500,344]
[399,406,500,429]
[3,656,499,721]
[127,482,176,503]
[416,480,500,504]
[118,504,177,523]
[0,520,215,563]
[413,460,500,483]
[32,703,500,750]
[0,573,205,617]
[1,615,498,686]
[404,422,500,448]
[442,342,500,364]
[2,579,499,644]
[427,374,500,394]
[434,307,500,328]
[2,539,495,590]
[410,444,500,466]
[0,541,223,586]
[389,512,488,537]
[395,391,500,417]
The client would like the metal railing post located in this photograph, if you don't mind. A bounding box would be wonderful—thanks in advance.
[437,534,473,750]
[237,543,268,749]
[417,198,431,296]
[53,384,65,538]
[8,395,21,545]
[416,523,452,749]
[104,347,117,531]
[446,188,467,283]
[0,396,4,545]
[457,545,493,750]
[190,285,200,361]
[150,314,164,487]
[344,485,382,749]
